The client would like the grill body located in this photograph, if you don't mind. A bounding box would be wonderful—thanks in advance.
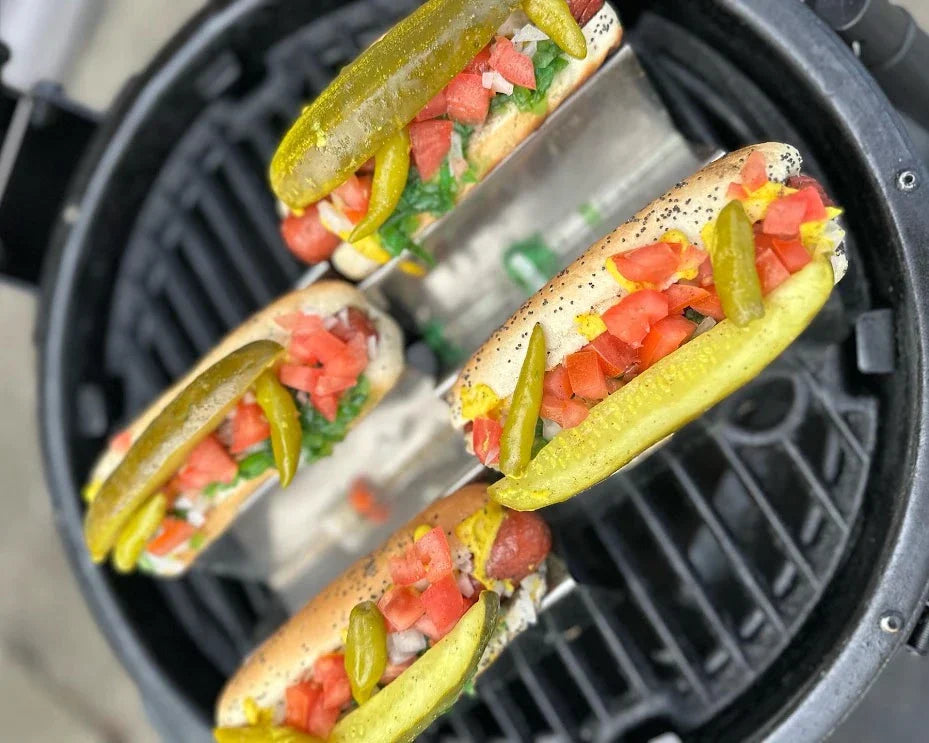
[38,0,929,740]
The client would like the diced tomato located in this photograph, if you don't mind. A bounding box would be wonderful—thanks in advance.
[445,73,491,126]
[741,150,768,191]
[464,45,492,74]
[314,654,351,710]
[229,401,270,454]
[389,549,428,586]
[543,364,573,400]
[409,120,453,181]
[787,174,833,206]
[640,315,696,369]
[421,574,465,636]
[276,312,325,335]
[568,0,604,25]
[415,527,454,583]
[793,186,828,222]
[755,248,791,294]
[288,334,319,365]
[762,193,809,237]
[691,286,725,321]
[541,394,589,429]
[325,337,368,379]
[147,518,196,556]
[769,236,811,273]
[381,660,414,684]
[566,351,609,400]
[331,174,372,223]
[727,182,749,200]
[311,393,339,422]
[349,479,389,524]
[176,435,237,490]
[280,205,342,264]
[285,681,320,731]
[415,89,448,121]
[307,699,341,739]
[696,257,714,287]
[587,332,638,377]
[329,307,377,343]
[314,375,357,396]
[378,586,425,631]
[308,329,349,365]
[610,242,680,284]
[472,416,501,465]
[489,37,535,89]
[279,363,322,393]
[678,243,708,275]
[414,613,441,641]
[602,290,670,348]
[110,429,132,453]
[664,284,710,315]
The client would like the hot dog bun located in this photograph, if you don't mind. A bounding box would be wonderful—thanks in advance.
[216,484,491,728]
[449,143,847,428]
[331,3,624,280]
[86,281,404,576]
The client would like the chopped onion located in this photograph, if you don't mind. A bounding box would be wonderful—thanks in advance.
[496,10,530,37]
[693,316,718,337]
[322,315,338,330]
[482,71,513,95]
[317,199,353,236]
[481,71,494,90]
[457,572,475,598]
[174,496,193,511]
[295,391,309,406]
[452,545,474,575]
[451,157,469,178]
[388,629,427,665]
[449,131,464,162]
[413,578,429,592]
[187,510,206,528]
[542,419,562,441]
[518,40,538,59]
[241,390,256,405]
[512,23,549,44]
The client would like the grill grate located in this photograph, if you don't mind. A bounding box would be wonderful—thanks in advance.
[70,1,879,739]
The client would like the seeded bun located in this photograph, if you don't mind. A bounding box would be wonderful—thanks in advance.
[215,484,491,728]
[331,3,624,280]
[86,281,404,577]
[449,143,847,428]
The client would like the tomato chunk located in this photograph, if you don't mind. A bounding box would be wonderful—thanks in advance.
[755,248,791,294]
[285,681,320,731]
[464,45,492,74]
[543,364,573,400]
[640,315,696,369]
[763,193,808,237]
[325,338,368,380]
[311,393,339,422]
[472,416,501,465]
[278,364,321,393]
[331,174,372,222]
[769,236,811,273]
[307,699,341,739]
[276,312,325,335]
[176,434,237,490]
[389,549,427,587]
[602,290,670,348]
[147,518,196,556]
[610,242,680,284]
[313,374,357,396]
[489,36,535,89]
[691,286,725,321]
[378,586,425,631]
[421,574,465,636]
[541,394,589,429]
[587,332,638,376]
[787,175,833,206]
[741,150,768,191]
[727,182,749,200]
[566,350,608,400]
[229,401,270,454]
[280,205,341,264]
[314,654,352,710]
[664,284,710,315]
[415,89,448,121]
[445,73,491,126]
[409,120,453,181]
[415,527,454,582]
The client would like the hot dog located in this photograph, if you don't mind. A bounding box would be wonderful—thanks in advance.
[82,281,403,577]
[450,143,847,509]
[214,484,552,742]
[274,0,623,279]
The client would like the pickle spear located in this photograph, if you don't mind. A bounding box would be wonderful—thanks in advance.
[271,0,519,209]
[490,258,835,510]
[84,340,285,562]
[330,591,500,743]
[214,727,323,743]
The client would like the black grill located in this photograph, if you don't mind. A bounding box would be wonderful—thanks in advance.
[38,0,929,741]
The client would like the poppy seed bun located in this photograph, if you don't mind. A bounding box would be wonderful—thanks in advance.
[449,143,847,428]
[86,281,404,576]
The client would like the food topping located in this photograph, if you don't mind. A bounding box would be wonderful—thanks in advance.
[499,324,546,476]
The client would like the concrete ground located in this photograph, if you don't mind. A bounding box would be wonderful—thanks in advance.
[0,1,927,741]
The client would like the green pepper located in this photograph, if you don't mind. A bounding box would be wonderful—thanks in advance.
[499,323,546,476]
[270,0,520,209]
[330,592,499,743]
[522,0,587,59]
[490,258,835,510]
[254,370,301,488]
[213,726,323,743]
[711,200,765,327]
[84,340,284,563]
[111,493,167,574]
[350,128,411,242]
[345,600,389,705]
